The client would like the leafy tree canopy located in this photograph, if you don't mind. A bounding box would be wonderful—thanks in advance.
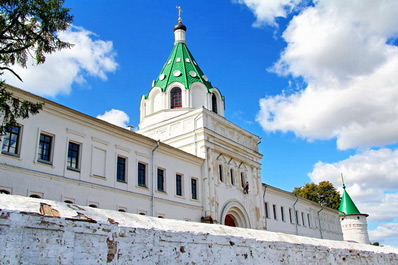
[293,181,341,210]
[0,0,73,136]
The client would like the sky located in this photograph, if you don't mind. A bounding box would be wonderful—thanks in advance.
[4,0,398,246]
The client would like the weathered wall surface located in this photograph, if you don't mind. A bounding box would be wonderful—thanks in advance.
[0,195,397,265]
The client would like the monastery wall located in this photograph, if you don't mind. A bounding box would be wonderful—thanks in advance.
[1,195,397,265]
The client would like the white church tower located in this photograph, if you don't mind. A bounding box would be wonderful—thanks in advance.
[138,8,266,229]
[339,184,370,244]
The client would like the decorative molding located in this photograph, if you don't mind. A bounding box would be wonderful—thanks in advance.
[66,128,86,138]
[91,136,109,146]
[115,145,131,153]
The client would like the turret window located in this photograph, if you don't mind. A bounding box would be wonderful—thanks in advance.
[171,88,182,109]
[212,94,217,113]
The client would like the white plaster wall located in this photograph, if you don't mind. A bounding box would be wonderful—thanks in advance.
[264,186,343,241]
[0,87,204,221]
[0,195,397,265]
[190,84,207,109]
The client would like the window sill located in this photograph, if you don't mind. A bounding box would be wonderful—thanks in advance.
[174,194,184,199]
[136,184,148,190]
[37,159,53,166]
[156,190,167,194]
[117,180,127,184]
[91,174,106,180]
[1,151,20,159]
[67,167,80,172]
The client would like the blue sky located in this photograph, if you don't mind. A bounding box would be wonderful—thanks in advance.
[5,0,398,246]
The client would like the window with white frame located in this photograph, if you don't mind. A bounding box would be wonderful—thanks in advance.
[117,156,127,182]
[2,125,21,156]
[38,133,53,163]
[157,168,165,192]
[191,178,198,200]
[138,162,146,187]
[273,204,277,220]
[67,141,80,171]
[176,174,183,196]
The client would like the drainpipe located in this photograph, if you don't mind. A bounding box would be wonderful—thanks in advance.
[317,207,324,239]
[151,140,160,217]
[293,194,299,235]
[263,184,268,230]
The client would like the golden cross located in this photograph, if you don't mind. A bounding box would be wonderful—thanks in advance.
[176,6,183,23]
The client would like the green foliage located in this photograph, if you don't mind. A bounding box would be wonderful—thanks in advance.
[0,0,73,135]
[0,0,73,80]
[0,82,43,135]
[293,181,341,210]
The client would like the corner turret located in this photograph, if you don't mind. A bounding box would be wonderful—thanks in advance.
[339,183,370,244]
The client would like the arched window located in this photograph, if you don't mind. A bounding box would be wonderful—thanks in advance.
[230,169,234,186]
[219,165,223,182]
[212,94,218,113]
[241,172,245,188]
[171,87,182,109]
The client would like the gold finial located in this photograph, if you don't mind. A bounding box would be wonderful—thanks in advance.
[176,6,183,23]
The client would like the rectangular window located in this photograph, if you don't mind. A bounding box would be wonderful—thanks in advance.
[157,168,165,191]
[176,174,182,196]
[117,156,126,182]
[302,212,305,226]
[265,202,269,218]
[2,126,21,155]
[281,206,285,222]
[307,213,311,227]
[191,178,197,200]
[138,162,146,187]
[38,133,53,163]
[295,210,299,225]
[273,204,277,220]
[289,208,293,223]
[67,142,80,170]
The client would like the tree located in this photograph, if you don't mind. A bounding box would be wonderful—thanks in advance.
[293,181,341,210]
[0,0,73,136]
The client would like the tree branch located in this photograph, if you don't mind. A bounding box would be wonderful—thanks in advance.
[0,67,23,81]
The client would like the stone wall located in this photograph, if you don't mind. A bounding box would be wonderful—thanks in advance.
[0,195,397,265]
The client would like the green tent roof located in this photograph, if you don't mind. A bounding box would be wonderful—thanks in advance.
[153,41,213,91]
[339,185,361,215]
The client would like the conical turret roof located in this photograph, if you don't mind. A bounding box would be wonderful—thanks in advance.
[153,23,213,91]
[339,185,361,215]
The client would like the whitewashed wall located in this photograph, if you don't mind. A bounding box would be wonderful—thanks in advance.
[0,195,396,265]
[264,185,343,240]
[0,86,204,221]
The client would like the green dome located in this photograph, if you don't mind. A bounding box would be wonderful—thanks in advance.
[153,42,213,91]
[339,185,361,215]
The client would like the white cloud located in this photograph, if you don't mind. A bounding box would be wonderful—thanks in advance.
[309,148,398,222]
[235,0,303,26]
[252,0,398,150]
[97,109,130,128]
[369,223,398,246]
[3,26,118,97]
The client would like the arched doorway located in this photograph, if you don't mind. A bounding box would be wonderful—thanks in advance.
[220,200,251,228]
[225,214,236,227]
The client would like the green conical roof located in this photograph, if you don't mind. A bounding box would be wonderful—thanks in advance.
[339,185,361,215]
[153,37,213,91]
